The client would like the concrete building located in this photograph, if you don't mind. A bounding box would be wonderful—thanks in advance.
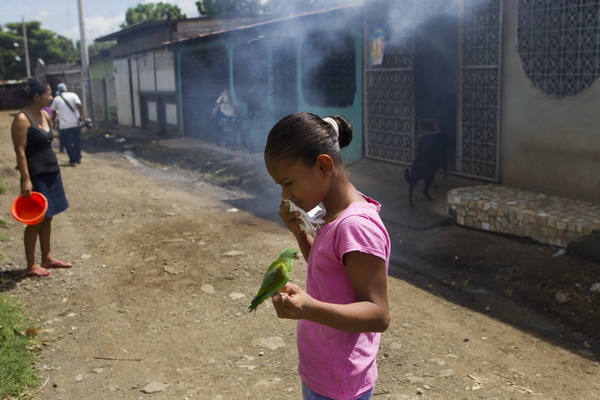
[91,0,600,204]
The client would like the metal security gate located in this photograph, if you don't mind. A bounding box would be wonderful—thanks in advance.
[364,1,416,163]
[457,0,503,181]
[365,0,502,181]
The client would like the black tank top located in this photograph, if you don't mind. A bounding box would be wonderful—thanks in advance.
[22,112,60,177]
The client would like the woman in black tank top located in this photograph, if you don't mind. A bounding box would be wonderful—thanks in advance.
[11,78,72,277]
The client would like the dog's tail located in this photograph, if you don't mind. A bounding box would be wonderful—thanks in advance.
[404,168,416,185]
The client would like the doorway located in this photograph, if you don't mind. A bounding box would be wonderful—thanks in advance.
[414,0,459,171]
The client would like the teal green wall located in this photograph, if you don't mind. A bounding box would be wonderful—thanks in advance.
[90,57,113,80]
[175,23,364,162]
[297,30,363,163]
[90,56,117,122]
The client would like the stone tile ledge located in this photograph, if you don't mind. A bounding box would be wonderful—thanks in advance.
[447,184,600,248]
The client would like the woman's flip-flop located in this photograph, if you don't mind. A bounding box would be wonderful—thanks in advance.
[44,260,73,269]
[27,267,52,277]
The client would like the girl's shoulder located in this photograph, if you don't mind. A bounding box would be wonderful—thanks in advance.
[343,194,382,217]
[331,202,390,259]
[330,199,385,233]
[359,193,381,208]
[339,204,384,228]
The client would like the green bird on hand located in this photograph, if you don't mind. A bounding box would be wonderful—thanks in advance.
[249,248,299,313]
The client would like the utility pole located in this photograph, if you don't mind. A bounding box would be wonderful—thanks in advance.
[78,0,92,121]
[0,50,4,81]
[22,18,31,78]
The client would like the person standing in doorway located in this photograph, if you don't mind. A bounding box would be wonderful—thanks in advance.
[51,83,84,165]
[212,90,239,148]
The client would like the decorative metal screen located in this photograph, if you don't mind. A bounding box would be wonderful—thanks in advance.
[458,0,502,180]
[364,1,416,163]
[517,0,600,97]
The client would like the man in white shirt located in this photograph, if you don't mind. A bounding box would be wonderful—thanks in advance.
[51,83,85,165]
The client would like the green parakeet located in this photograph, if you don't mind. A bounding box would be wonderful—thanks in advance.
[249,248,299,312]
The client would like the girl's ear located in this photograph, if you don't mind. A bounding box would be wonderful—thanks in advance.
[316,154,334,175]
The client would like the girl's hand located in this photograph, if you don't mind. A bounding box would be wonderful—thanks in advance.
[271,282,312,320]
[21,179,33,197]
[278,200,304,237]
[277,201,313,262]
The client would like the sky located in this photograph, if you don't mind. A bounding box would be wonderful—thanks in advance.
[1,0,201,43]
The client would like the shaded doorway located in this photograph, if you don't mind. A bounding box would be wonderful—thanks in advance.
[414,0,459,171]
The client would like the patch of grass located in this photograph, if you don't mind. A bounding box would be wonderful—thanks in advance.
[0,295,41,398]
[0,179,6,195]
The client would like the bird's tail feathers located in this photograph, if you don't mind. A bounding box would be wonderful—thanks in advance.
[248,293,269,312]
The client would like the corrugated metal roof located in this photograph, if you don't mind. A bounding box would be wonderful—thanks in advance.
[164,3,362,47]
[96,19,179,42]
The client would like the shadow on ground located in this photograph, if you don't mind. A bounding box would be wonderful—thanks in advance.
[82,125,600,360]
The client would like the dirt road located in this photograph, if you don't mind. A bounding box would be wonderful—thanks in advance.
[1,110,599,399]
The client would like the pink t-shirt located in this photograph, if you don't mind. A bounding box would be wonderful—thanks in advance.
[297,195,390,399]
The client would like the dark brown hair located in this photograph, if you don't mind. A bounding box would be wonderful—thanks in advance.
[20,78,49,102]
[264,112,353,166]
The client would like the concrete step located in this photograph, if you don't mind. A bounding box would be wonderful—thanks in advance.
[447,185,600,248]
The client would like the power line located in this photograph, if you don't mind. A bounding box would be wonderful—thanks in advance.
[98,0,119,20]
[3,0,70,40]
[5,0,24,12]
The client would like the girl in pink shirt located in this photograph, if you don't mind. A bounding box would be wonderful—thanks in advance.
[264,112,391,400]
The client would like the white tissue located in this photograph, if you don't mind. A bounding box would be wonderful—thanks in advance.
[283,199,325,236]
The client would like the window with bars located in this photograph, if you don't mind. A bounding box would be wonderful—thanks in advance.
[301,31,356,107]
[233,40,269,111]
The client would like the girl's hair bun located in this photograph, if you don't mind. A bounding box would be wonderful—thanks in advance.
[265,112,354,166]
[329,115,353,149]
[20,84,31,100]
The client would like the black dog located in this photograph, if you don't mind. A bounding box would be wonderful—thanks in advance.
[404,134,448,206]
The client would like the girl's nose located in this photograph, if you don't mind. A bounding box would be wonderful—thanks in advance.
[281,190,292,200]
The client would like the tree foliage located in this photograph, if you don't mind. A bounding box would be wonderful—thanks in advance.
[121,3,187,28]
[196,0,263,17]
[0,22,78,81]
[264,0,350,14]
[196,0,350,18]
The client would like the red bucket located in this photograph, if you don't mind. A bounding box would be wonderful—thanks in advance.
[11,192,48,225]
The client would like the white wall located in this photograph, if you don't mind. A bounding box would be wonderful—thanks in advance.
[139,52,156,92]
[115,49,178,130]
[500,1,600,203]
[166,103,177,125]
[131,57,141,128]
[155,50,176,92]
[148,101,157,122]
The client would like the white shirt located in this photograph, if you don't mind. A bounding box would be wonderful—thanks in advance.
[216,94,237,117]
[51,92,82,130]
